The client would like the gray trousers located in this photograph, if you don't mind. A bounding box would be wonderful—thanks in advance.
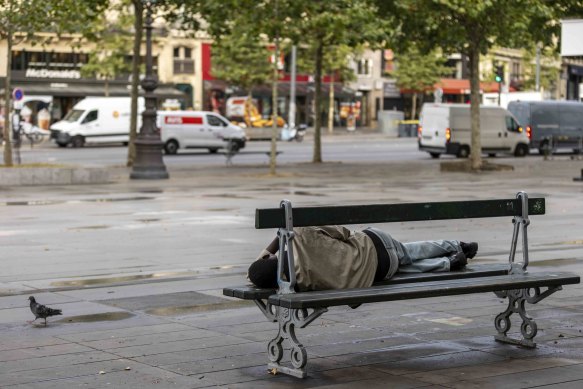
[395,239,461,273]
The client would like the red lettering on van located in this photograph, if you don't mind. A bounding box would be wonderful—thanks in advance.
[164,116,203,125]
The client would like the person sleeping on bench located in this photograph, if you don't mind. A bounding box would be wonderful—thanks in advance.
[248,226,478,291]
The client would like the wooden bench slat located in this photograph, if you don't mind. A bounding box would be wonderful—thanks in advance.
[255,197,545,229]
[268,272,580,309]
[223,263,511,300]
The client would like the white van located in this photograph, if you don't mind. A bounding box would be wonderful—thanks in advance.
[157,111,246,154]
[49,97,144,147]
[418,103,530,158]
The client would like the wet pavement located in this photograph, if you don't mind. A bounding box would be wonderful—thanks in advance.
[2,136,583,387]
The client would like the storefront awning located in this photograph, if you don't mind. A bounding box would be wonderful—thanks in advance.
[435,78,501,94]
[1,79,186,99]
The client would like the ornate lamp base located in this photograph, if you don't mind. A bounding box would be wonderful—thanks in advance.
[130,137,169,179]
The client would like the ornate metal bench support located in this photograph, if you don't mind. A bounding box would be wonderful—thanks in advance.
[493,286,562,347]
[509,191,530,274]
[253,299,277,322]
[267,307,327,378]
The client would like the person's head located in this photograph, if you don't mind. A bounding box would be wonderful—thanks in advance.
[247,255,289,289]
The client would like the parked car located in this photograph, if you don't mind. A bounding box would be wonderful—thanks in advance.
[507,100,583,154]
[418,103,529,158]
[158,111,246,154]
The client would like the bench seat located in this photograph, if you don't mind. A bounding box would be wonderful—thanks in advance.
[268,271,580,309]
[223,263,512,300]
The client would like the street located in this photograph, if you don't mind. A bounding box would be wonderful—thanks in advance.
[11,135,444,167]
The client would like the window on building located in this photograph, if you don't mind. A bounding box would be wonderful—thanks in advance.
[173,46,195,75]
[357,58,372,76]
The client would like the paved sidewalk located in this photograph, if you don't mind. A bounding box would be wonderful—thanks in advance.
[2,154,583,388]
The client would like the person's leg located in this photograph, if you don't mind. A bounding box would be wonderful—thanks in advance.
[396,239,461,264]
[392,238,462,273]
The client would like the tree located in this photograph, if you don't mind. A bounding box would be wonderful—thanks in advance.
[81,1,134,97]
[380,0,575,170]
[390,46,451,119]
[211,19,273,113]
[0,0,107,166]
[291,0,389,163]
[323,45,359,133]
[196,0,297,175]
[520,45,560,93]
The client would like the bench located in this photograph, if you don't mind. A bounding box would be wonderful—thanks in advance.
[220,148,283,166]
[223,192,580,378]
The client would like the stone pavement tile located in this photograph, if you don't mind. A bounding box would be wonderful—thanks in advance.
[55,322,193,342]
[413,326,494,343]
[0,350,118,374]
[178,306,271,329]
[407,357,583,386]
[4,361,214,389]
[111,334,252,358]
[132,342,266,366]
[78,327,221,350]
[308,334,426,358]
[202,364,402,388]
[0,293,79,310]
[0,333,70,352]
[0,342,93,362]
[161,351,268,375]
[0,357,142,386]
[367,349,507,376]
[535,382,583,389]
[325,341,470,367]
[442,362,583,389]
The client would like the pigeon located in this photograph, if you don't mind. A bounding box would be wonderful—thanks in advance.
[28,296,62,326]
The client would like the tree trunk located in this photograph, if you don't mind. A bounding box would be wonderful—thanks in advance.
[269,37,279,175]
[411,93,417,120]
[328,73,334,134]
[468,46,482,170]
[313,39,323,163]
[104,78,110,97]
[3,31,13,167]
[127,0,143,167]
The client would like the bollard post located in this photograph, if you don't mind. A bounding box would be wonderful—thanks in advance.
[574,169,583,182]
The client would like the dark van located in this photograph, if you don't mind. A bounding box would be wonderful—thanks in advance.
[507,101,583,154]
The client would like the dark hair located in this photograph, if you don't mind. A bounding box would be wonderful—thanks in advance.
[248,256,290,289]
[248,258,278,288]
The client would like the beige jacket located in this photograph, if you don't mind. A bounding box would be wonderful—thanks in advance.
[257,226,378,292]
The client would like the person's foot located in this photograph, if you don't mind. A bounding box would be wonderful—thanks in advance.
[449,252,467,271]
[461,242,478,259]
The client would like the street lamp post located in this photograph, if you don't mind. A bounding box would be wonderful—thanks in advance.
[130,0,169,180]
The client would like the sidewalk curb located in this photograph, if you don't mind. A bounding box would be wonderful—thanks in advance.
[0,167,110,186]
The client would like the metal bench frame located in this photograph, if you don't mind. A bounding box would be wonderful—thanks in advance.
[229,192,576,378]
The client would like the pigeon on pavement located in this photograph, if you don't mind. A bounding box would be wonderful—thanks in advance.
[28,296,62,326]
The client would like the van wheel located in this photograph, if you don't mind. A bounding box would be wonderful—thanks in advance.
[208,148,219,154]
[71,135,85,148]
[429,152,440,159]
[457,145,470,158]
[514,144,529,157]
[164,140,179,155]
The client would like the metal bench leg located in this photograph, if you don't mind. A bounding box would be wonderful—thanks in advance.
[493,286,562,348]
[267,307,327,378]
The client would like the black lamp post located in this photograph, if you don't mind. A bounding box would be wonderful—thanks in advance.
[130,0,169,180]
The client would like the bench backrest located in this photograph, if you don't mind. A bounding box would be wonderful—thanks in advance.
[255,197,545,229]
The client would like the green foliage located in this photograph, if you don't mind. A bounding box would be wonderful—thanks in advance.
[390,46,451,92]
[211,23,273,92]
[81,0,134,84]
[520,46,560,92]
